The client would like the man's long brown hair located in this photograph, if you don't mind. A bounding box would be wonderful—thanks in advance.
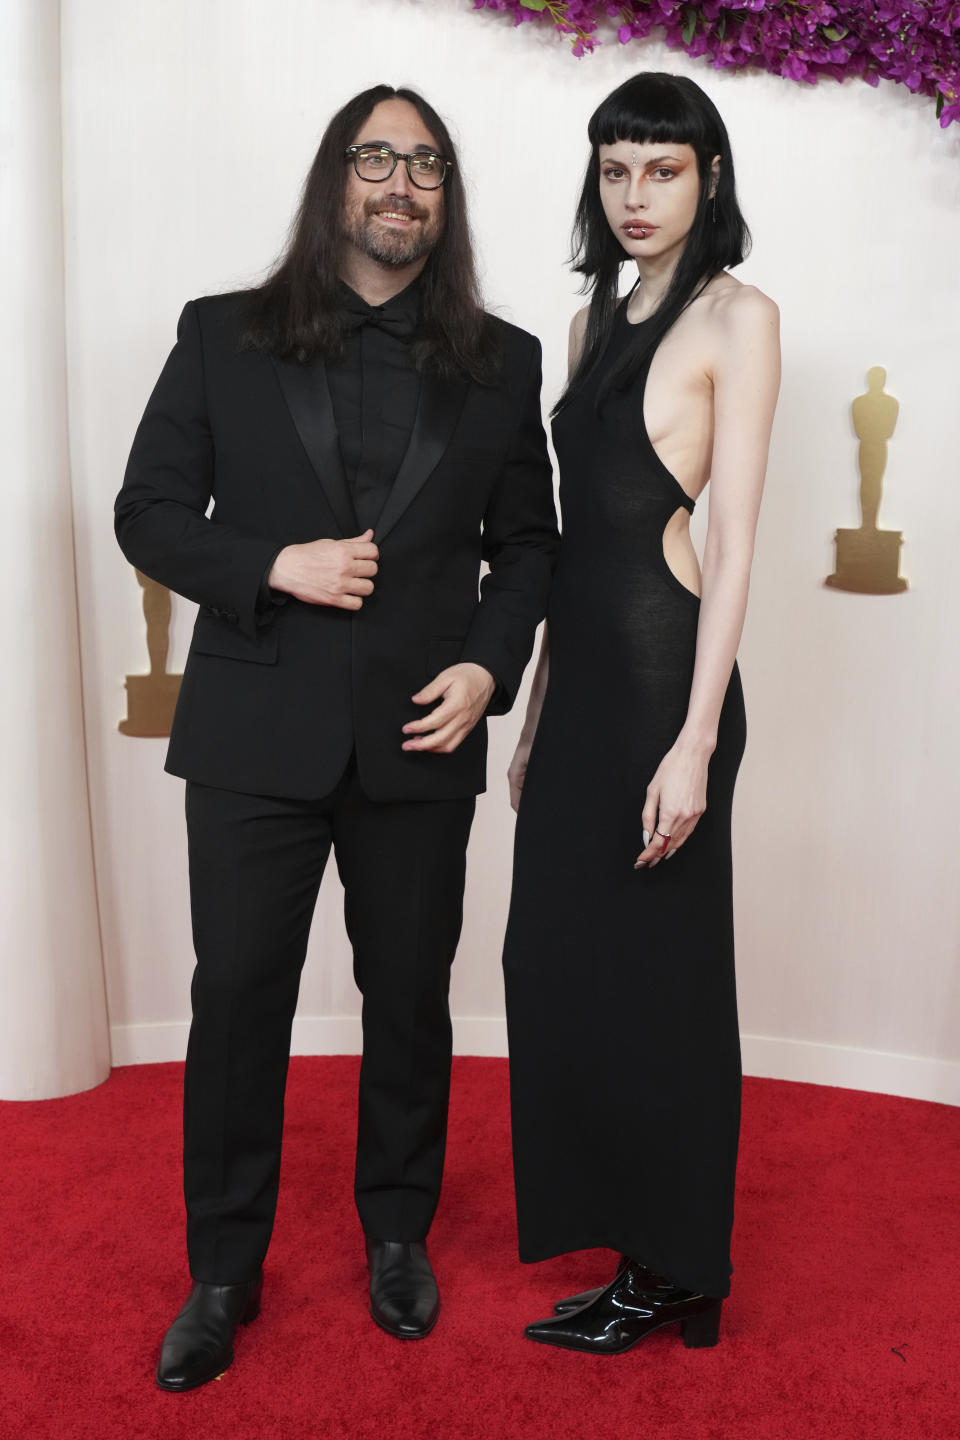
[242,85,498,383]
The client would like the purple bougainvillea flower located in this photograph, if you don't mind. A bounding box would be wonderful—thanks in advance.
[471,0,960,126]
[781,52,810,82]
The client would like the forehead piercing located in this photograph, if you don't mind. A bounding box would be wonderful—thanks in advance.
[631,150,640,166]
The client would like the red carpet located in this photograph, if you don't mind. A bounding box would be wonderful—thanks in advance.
[2,1058,959,1440]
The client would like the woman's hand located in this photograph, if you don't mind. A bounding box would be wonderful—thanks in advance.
[634,739,711,868]
[508,739,533,814]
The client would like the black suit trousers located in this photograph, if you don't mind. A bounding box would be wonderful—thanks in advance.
[183,759,476,1284]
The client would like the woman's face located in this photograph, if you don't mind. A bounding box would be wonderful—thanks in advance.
[597,139,708,264]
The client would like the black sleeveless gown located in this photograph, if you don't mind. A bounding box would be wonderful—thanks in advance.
[502,302,747,1300]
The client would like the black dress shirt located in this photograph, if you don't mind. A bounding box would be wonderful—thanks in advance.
[328,278,422,533]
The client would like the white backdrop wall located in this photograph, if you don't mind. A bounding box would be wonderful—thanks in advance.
[0,0,109,1100]
[58,0,960,1100]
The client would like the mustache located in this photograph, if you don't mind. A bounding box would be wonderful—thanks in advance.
[363,196,429,222]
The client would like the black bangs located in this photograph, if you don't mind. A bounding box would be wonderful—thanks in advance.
[588,72,719,156]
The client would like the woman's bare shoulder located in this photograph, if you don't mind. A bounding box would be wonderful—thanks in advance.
[703,275,779,332]
[569,302,590,344]
[568,303,591,370]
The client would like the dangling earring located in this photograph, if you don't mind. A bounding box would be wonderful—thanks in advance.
[710,192,717,224]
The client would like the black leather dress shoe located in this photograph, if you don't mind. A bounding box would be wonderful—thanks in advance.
[156,1275,262,1391]
[552,1255,679,1315]
[524,1261,722,1355]
[366,1238,439,1339]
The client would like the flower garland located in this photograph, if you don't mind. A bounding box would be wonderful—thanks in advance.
[470,2,960,126]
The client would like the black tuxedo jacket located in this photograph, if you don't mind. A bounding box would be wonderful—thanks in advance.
[115,294,558,801]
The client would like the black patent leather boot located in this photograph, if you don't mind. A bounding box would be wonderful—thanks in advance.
[525,1260,722,1354]
[552,1253,678,1315]
[366,1238,440,1339]
[156,1274,262,1391]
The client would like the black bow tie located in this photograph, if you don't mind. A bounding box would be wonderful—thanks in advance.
[342,288,419,342]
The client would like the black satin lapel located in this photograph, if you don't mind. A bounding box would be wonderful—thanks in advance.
[374,372,470,544]
[272,356,358,537]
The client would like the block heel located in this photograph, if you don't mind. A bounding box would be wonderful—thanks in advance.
[681,1299,722,1348]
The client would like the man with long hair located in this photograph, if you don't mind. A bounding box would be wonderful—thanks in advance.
[116,85,557,1390]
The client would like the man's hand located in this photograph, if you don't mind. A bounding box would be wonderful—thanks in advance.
[268,530,379,609]
[402,663,496,754]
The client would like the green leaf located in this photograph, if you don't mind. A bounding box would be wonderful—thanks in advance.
[822,25,849,42]
[717,13,726,40]
[936,91,945,118]
[519,0,550,10]
[682,7,697,45]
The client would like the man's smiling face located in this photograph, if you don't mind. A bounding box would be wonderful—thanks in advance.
[342,98,446,269]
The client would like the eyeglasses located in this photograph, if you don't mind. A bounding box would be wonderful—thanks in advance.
[344,145,452,191]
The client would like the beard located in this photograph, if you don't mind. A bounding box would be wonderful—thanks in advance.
[342,194,443,269]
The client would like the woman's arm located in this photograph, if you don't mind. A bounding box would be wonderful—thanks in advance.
[637,286,780,867]
[507,306,587,810]
[508,626,549,811]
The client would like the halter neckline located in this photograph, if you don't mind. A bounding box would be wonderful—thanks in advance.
[620,277,657,329]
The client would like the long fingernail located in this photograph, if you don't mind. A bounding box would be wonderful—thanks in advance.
[642,829,650,847]
[634,861,646,869]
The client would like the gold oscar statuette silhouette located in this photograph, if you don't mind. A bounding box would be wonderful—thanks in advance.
[826,366,908,594]
[118,571,183,736]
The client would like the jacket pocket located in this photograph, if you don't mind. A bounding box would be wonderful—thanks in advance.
[191,611,279,665]
[426,636,466,679]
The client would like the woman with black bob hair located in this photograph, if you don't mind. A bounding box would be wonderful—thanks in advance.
[502,72,780,1354]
